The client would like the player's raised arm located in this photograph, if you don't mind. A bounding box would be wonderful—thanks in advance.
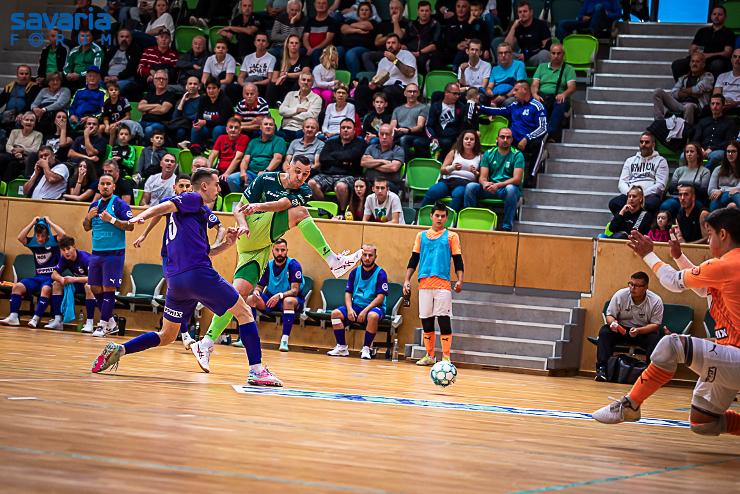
[130,201,178,225]
[17,217,40,245]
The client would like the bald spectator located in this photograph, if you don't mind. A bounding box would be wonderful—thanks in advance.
[138,70,177,139]
[141,153,178,206]
[361,124,404,193]
[713,48,740,116]
[391,83,429,160]
[653,52,713,125]
[101,28,141,98]
[531,43,576,140]
[234,82,270,138]
[285,118,324,170]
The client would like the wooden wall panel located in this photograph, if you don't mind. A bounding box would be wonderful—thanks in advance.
[516,234,593,293]
[458,230,518,286]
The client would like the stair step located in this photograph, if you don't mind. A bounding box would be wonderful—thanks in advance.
[545,158,622,176]
[452,299,573,325]
[597,59,672,76]
[621,22,705,37]
[587,86,655,103]
[571,114,652,132]
[593,73,675,90]
[446,332,557,358]
[536,173,616,193]
[516,220,603,237]
[609,47,685,62]
[520,204,612,226]
[617,34,693,49]
[523,188,613,208]
[409,345,548,370]
[449,317,568,342]
[547,142,634,160]
[457,290,579,308]
[573,100,653,118]
[563,129,641,147]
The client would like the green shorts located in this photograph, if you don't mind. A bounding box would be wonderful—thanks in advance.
[235,210,290,254]
[234,249,271,286]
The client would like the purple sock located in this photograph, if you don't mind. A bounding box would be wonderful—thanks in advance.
[334,328,346,346]
[9,294,22,314]
[34,296,50,317]
[95,292,103,308]
[85,299,96,320]
[282,310,295,337]
[363,330,376,348]
[51,294,63,317]
[180,322,189,334]
[100,292,115,321]
[238,321,262,365]
[123,332,161,355]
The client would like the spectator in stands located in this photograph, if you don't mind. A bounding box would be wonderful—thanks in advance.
[107,125,136,176]
[708,141,740,210]
[235,82,270,138]
[671,5,733,81]
[175,36,209,88]
[312,45,340,106]
[555,0,621,41]
[0,112,42,182]
[343,177,368,220]
[361,92,392,144]
[101,29,141,99]
[279,72,323,141]
[285,118,324,170]
[40,111,73,165]
[361,124,404,193]
[64,30,104,91]
[436,0,457,20]
[674,184,709,243]
[96,160,133,204]
[458,39,491,94]
[218,0,266,60]
[712,48,740,116]
[422,130,481,211]
[340,2,378,77]
[427,82,465,159]
[480,80,548,186]
[210,117,249,190]
[304,0,341,66]
[30,73,71,135]
[67,116,108,169]
[68,67,106,128]
[594,271,663,382]
[137,129,168,182]
[503,0,551,66]
[137,29,178,86]
[141,153,177,206]
[23,146,69,200]
[170,77,202,144]
[361,0,407,73]
[660,142,711,216]
[689,94,736,170]
[100,81,131,141]
[531,43,577,140]
[310,118,366,210]
[464,127,524,231]
[265,35,311,105]
[190,78,234,150]
[327,244,389,360]
[653,52,713,126]
[440,0,477,70]
[64,160,99,202]
[138,69,177,139]
[238,33,277,97]
[601,185,653,239]
[608,132,668,216]
[201,39,237,91]
[269,0,307,59]
[485,42,526,105]
[229,117,287,191]
[0,65,39,133]
[37,28,68,87]
[71,0,107,43]
[139,0,175,45]
[403,0,441,74]
[321,84,355,139]
[267,0,289,18]
[363,177,404,223]
[391,83,428,160]
[354,34,417,115]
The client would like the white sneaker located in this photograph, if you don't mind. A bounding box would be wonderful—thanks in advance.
[592,396,641,424]
[329,249,363,278]
[0,314,20,326]
[81,320,95,334]
[360,346,372,360]
[182,331,196,350]
[44,319,63,330]
[191,340,213,373]
[327,344,349,357]
[92,321,119,337]
[27,316,39,328]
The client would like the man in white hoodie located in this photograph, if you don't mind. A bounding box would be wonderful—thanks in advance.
[608,132,669,216]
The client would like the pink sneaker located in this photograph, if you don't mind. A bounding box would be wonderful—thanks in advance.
[247,367,283,387]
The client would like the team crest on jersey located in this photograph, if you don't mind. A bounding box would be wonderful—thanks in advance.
[209,214,218,223]
[706,366,716,383]
[691,266,701,276]
[382,282,389,291]
[295,271,302,279]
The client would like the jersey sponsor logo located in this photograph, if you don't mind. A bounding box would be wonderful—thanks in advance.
[208,214,218,223]
[35,252,53,265]
[706,366,716,383]
[295,271,302,279]
[164,306,184,319]
[381,282,389,292]
[715,327,728,339]
[125,210,133,218]
[36,267,54,274]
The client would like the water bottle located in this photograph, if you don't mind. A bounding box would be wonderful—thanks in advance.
[391,338,399,363]
[402,290,411,307]
[345,210,353,221]
[76,311,84,331]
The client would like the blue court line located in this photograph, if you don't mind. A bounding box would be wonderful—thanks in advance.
[507,456,740,493]
[233,387,691,429]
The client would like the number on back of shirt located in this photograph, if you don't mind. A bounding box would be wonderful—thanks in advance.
[166,215,178,244]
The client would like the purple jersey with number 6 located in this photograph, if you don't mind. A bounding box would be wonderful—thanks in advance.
[163,192,219,278]
[159,195,221,259]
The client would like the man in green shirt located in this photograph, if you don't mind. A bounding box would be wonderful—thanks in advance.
[530,44,577,140]
[63,29,104,91]
[227,117,287,192]
[463,127,524,231]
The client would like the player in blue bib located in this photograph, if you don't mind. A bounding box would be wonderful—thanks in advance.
[91,168,283,387]
[1,217,66,328]
[47,236,96,332]
[247,239,305,352]
[327,244,389,360]
[83,173,134,337]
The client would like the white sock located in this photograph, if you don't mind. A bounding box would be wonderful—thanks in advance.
[202,335,214,348]
[54,315,62,323]
[249,363,264,372]
[281,335,289,343]
[9,312,18,318]
[86,319,94,325]
[326,252,338,265]
[30,315,39,322]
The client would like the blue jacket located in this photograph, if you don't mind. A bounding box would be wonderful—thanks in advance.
[480,98,548,142]
[69,87,106,120]
[579,0,622,20]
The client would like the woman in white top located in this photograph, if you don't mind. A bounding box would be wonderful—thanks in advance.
[708,140,740,210]
[321,84,355,139]
[421,130,482,211]
[145,0,175,38]
[0,112,43,182]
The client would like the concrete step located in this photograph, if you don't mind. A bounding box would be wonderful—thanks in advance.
[452,299,573,326]
[609,47,685,62]
[545,158,623,176]
[573,100,653,118]
[456,290,580,308]
[516,220,604,238]
[450,316,569,342]
[593,73,675,90]
[520,204,612,226]
[597,59,672,76]
[408,344,549,370]
[570,114,652,132]
[617,34,693,49]
[536,173,616,193]
[620,22,705,37]
[563,129,641,147]
[0,50,45,63]
[523,188,613,209]
[449,332,558,358]
[547,142,634,160]
[587,86,655,103]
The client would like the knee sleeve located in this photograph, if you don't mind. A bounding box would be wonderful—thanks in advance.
[650,334,685,372]
[421,317,435,333]
[437,316,452,335]
[690,416,726,436]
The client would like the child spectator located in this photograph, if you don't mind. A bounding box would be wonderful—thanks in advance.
[362,92,392,144]
[101,81,131,140]
[107,125,137,176]
[463,87,481,131]
[647,210,672,243]
[136,128,168,184]
[312,45,339,107]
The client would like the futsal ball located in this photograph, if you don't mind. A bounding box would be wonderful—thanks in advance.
[430,360,457,387]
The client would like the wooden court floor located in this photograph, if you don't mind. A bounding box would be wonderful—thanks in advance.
[0,329,737,494]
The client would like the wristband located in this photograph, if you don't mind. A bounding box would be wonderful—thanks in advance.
[642,252,661,270]
[393,59,399,65]
[279,292,284,300]
[108,216,116,225]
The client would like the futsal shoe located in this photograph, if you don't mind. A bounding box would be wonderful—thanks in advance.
[44,319,63,330]
[327,344,349,357]
[592,396,641,424]
[91,342,124,373]
[416,355,436,366]
[247,367,283,386]
[0,314,20,326]
[27,316,39,328]
[279,339,289,352]
[181,331,196,350]
[92,320,119,337]
[360,346,372,359]
[594,367,608,382]
[191,340,213,373]
[81,321,95,334]
[329,249,363,278]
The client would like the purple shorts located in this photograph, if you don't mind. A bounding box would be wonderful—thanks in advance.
[88,253,125,288]
[20,274,53,294]
[164,266,239,323]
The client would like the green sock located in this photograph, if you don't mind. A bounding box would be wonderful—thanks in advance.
[206,311,234,341]
[297,217,333,260]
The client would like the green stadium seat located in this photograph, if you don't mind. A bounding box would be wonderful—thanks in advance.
[405,158,441,207]
[116,263,165,312]
[269,108,283,128]
[175,26,207,53]
[308,200,339,217]
[304,279,348,326]
[423,70,458,98]
[335,70,351,86]
[133,145,144,164]
[479,116,509,148]
[222,192,243,212]
[417,204,456,227]
[6,178,27,197]
[402,206,417,224]
[185,0,198,9]
[0,180,7,196]
[133,189,144,206]
[208,26,229,51]
[179,149,194,175]
[662,304,693,335]
[129,101,142,122]
[724,1,740,32]
[253,0,267,12]
[703,309,716,338]
[563,34,599,83]
[457,207,498,230]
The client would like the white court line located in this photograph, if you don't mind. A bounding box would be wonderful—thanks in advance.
[7,396,38,400]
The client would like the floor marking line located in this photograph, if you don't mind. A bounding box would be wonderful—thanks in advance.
[0,444,394,494]
[233,387,691,429]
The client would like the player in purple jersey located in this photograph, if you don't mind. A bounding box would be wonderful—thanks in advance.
[1,217,66,328]
[47,236,97,332]
[91,168,283,387]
